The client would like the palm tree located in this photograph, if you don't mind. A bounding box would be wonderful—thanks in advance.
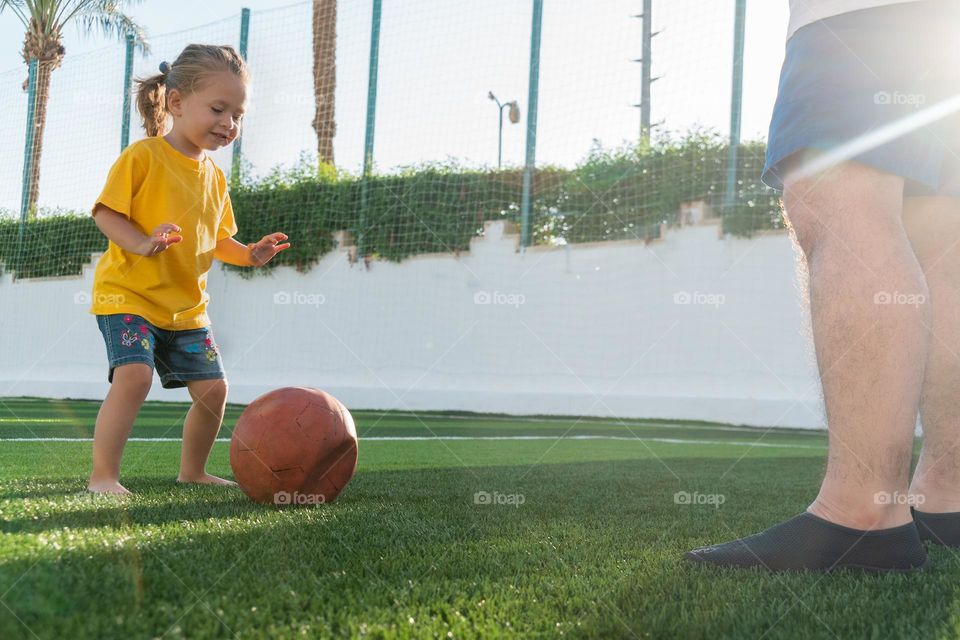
[0,0,148,217]
[311,0,336,166]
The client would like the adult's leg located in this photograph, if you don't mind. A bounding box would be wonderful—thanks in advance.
[784,151,926,530]
[684,151,932,571]
[903,196,960,512]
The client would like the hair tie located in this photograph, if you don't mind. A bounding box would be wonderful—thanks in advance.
[159,61,171,75]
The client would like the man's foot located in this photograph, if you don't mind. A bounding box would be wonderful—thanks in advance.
[86,479,133,495]
[911,506,960,547]
[176,472,237,487]
[684,511,928,572]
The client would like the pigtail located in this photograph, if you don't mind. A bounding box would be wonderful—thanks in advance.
[135,73,169,137]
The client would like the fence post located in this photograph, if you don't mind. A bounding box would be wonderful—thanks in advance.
[723,0,747,215]
[20,58,39,222]
[358,0,382,258]
[121,33,135,151]
[17,58,39,277]
[640,0,652,144]
[520,0,543,249]
[231,7,251,187]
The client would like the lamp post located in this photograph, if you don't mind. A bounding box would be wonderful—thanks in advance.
[488,91,520,168]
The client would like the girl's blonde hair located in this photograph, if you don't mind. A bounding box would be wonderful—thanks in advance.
[135,44,250,137]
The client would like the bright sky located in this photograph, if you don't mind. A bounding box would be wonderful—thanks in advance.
[0,0,791,212]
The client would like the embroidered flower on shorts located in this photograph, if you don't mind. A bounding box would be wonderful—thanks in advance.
[140,338,150,351]
[120,329,139,347]
[184,329,219,361]
[139,325,148,335]
[203,331,219,362]
[122,314,133,324]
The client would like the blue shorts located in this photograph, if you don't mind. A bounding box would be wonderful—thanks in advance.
[96,313,225,389]
[762,0,960,196]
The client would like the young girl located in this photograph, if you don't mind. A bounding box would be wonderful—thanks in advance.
[87,44,290,495]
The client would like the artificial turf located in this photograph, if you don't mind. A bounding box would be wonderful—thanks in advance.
[1,397,954,639]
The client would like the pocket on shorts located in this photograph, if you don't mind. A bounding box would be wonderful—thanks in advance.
[180,327,220,364]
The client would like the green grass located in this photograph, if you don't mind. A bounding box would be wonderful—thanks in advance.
[0,397,956,639]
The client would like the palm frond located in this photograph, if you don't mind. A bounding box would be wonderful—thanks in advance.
[54,0,88,28]
[26,0,66,30]
[72,0,149,53]
[0,0,31,27]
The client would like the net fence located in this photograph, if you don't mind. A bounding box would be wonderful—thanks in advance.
[0,0,781,281]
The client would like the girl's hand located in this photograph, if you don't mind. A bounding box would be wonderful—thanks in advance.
[140,223,183,256]
[248,232,291,267]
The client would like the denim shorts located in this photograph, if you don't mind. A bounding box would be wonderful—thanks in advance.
[96,313,225,389]
[762,0,960,196]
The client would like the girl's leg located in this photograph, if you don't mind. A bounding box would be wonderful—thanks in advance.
[87,363,154,494]
[177,378,235,485]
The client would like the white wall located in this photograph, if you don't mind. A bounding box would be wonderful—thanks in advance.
[0,219,829,429]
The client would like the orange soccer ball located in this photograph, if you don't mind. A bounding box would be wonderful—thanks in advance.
[229,387,358,505]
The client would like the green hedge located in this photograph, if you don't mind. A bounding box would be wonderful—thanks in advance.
[0,212,106,279]
[0,133,785,280]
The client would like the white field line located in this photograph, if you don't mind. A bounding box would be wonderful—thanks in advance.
[0,415,786,434]
[0,435,826,450]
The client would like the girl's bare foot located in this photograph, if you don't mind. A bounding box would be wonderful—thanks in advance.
[176,472,237,487]
[87,479,133,495]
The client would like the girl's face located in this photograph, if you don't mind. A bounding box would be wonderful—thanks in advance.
[167,71,248,151]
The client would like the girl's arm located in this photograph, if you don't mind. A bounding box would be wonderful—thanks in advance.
[214,237,254,267]
[93,205,182,256]
[215,233,290,267]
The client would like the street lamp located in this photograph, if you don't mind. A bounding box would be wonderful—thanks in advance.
[488,91,520,169]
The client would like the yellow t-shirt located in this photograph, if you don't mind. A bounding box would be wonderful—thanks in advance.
[89,136,238,330]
